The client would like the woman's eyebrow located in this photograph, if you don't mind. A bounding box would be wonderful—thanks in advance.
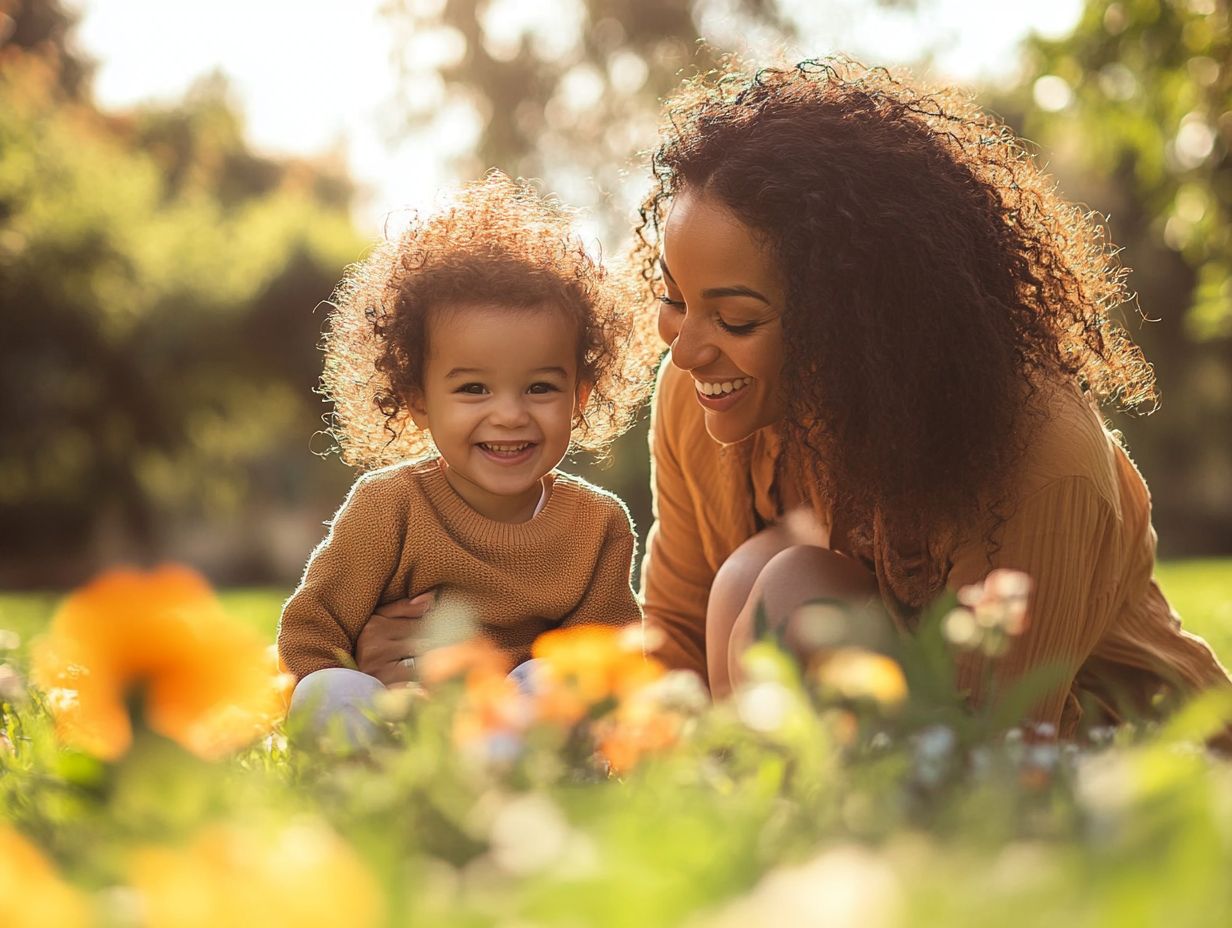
[702,285,769,303]
[660,258,770,304]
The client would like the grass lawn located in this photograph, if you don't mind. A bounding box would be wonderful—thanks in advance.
[1155,559,1232,660]
[2,559,1231,927]
[2,558,1229,665]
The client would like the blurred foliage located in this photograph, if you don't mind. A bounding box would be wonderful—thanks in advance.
[993,0,1232,554]
[2,564,1232,926]
[383,0,795,235]
[0,0,92,98]
[0,1,364,585]
[1023,0,1230,338]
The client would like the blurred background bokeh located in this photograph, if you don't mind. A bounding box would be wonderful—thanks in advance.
[1,0,1228,590]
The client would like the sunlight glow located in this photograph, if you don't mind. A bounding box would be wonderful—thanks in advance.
[68,0,1084,235]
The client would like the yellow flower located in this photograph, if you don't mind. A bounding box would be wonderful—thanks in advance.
[130,822,382,928]
[815,648,908,708]
[31,566,286,760]
[0,826,89,928]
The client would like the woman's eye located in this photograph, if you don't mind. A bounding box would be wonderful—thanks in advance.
[718,318,760,336]
[457,383,487,395]
[528,382,561,395]
[657,294,685,308]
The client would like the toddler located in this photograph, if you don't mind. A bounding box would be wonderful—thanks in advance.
[277,173,658,739]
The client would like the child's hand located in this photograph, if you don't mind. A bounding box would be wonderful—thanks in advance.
[356,590,436,687]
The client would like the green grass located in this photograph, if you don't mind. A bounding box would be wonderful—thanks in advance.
[2,559,1230,665]
[2,559,1231,927]
[1155,559,1232,662]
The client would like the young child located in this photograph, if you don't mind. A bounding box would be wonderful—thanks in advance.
[277,173,658,738]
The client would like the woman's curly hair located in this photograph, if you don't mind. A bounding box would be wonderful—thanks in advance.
[635,57,1156,595]
[324,171,659,469]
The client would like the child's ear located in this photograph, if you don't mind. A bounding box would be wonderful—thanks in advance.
[575,380,593,411]
[407,389,430,431]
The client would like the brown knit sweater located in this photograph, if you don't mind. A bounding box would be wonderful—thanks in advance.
[277,457,641,681]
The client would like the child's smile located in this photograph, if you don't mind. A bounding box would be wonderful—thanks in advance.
[409,302,584,523]
[475,441,538,465]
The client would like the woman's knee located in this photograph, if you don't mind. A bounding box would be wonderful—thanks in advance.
[752,545,879,619]
[709,525,796,621]
[706,525,800,695]
[745,545,889,658]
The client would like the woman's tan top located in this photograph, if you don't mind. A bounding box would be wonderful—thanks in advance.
[641,361,1230,734]
[278,458,641,681]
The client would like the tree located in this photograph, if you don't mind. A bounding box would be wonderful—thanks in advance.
[1024,0,1230,337]
[383,0,796,239]
[0,0,94,99]
[0,36,365,585]
[1010,0,1232,553]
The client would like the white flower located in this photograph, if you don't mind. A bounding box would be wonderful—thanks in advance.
[700,845,900,928]
[737,681,794,733]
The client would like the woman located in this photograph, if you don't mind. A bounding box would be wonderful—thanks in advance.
[359,58,1229,737]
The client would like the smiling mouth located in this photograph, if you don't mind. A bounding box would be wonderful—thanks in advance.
[477,441,536,456]
[694,376,753,396]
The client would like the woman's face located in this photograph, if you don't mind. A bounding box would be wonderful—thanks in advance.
[659,189,787,445]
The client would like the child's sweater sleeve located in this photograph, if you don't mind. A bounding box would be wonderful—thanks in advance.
[276,472,405,681]
[561,505,641,628]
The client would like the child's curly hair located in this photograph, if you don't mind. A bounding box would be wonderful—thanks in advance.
[323,172,659,469]
[635,57,1156,598]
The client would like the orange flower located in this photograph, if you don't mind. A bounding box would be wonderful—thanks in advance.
[453,670,533,755]
[532,625,665,724]
[129,822,382,928]
[0,826,90,928]
[594,689,685,774]
[420,636,512,688]
[31,566,286,760]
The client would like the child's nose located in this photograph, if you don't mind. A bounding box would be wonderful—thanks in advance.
[490,394,531,427]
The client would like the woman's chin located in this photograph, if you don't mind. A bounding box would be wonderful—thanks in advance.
[701,410,769,446]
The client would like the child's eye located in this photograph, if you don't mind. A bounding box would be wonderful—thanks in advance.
[658,294,685,309]
[527,382,561,395]
[456,383,488,395]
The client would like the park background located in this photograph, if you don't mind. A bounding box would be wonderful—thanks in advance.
[1,0,1228,592]
[3,3,1232,926]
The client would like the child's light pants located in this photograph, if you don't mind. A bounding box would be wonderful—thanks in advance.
[289,662,541,748]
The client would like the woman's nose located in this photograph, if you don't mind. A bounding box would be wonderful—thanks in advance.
[667,312,719,372]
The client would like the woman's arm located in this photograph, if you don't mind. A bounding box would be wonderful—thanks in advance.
[640,364,717,681]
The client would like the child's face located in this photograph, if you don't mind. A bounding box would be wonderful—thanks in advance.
[409,303,583,521]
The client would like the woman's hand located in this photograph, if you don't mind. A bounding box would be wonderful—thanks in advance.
[355,590,436,687]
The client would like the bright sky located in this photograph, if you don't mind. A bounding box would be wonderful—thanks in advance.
[69,0,1083,236]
